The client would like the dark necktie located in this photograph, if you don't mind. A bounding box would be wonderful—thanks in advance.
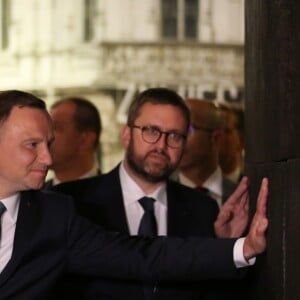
[138,197,157,299]
[0,202,6,242]
[138,197,157,236]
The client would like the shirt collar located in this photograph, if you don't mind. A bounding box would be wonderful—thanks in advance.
[0,193,20,223]
[53,162,100,185]
[178,166,223,197]
[202,166,222,197]
[178,172,196,188]
[119,161,167,206]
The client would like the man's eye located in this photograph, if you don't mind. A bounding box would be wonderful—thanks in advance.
[169,133,182,141]
[145,127,159,135]
[27,142,38,148]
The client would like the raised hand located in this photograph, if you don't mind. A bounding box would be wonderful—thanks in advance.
[243,178,269,260]
[214,176,250,238]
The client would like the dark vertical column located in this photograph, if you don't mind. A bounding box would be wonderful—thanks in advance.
[245,1,300,299]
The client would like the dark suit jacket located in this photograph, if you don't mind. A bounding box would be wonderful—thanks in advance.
[171,170,237,205]
[0,189,242,300]
[43,168,101,190]
[52,165,241,300]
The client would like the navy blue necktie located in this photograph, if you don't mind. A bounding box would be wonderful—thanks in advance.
[138,197,157,236]
[138,197,157,299]
[0,202,6,242]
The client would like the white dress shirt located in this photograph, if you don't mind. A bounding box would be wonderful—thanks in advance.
[119,162,167,236]
[0,193,20,273]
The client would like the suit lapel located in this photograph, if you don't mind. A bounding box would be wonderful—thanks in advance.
[0,191,38,286]
[103,166,130,234]
[166,182,190,236]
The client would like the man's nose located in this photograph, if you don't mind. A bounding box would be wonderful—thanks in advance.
[155,133,168,148]
[40,145,53,166]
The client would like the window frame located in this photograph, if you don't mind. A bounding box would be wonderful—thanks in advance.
[161,0,199,41]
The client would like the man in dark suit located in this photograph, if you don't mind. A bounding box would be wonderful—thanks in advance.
[53,88,261,299]
[0,90,268,299]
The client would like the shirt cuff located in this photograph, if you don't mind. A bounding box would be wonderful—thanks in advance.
[233,237,256,268]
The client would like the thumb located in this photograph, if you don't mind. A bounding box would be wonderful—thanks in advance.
[256,218,268,235]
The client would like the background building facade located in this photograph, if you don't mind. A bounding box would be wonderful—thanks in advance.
[0,0,244,172]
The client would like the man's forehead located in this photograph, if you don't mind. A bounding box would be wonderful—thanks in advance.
[6,106,51,125]
[136,105,187,131]
[138,102,184,116]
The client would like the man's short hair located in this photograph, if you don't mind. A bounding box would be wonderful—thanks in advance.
[127,88,190,129]
[0,90,46,125]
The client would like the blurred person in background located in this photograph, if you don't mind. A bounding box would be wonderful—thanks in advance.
[44,97,101,188]
[173,99,237,207]
[219,103,245,183]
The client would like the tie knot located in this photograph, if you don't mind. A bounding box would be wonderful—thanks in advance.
[138,197,155,212]
[0,202,6,217]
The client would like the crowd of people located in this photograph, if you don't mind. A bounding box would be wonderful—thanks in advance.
[0,88,268,299]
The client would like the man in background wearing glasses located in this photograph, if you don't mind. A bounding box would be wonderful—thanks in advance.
[54,88,252,300]
[173,99,237,208]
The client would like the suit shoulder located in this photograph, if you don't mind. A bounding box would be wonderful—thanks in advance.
[168,179,205,197]
[167,180,218,208]
[52,175,103,194]
[32,189,71,200]
[23,190,75,213]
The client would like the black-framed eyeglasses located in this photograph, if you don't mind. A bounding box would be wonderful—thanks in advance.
[188,124,215,134]
[131,125,187,149]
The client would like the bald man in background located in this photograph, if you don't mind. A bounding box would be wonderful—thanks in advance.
[173,99,236,207]
[44,97,102,189]
[219,104,245,183]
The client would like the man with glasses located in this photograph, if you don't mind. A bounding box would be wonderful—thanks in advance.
[173,98,237,208]
[54,88,256,299]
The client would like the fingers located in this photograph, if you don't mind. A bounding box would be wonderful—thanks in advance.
[244,216,268,259]
[237,192,249,214]
[256,217,268,235]
[256,178,268,216]
[226,176,249,205]
[215,210,231,227]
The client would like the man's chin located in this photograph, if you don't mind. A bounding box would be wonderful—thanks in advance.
[144,167,170,182]
[30,178,47,190]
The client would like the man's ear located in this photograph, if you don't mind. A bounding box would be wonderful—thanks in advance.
[121,125,131,148]
[80,131,97,149]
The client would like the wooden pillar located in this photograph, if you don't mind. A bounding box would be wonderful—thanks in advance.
[245,1,300,299]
